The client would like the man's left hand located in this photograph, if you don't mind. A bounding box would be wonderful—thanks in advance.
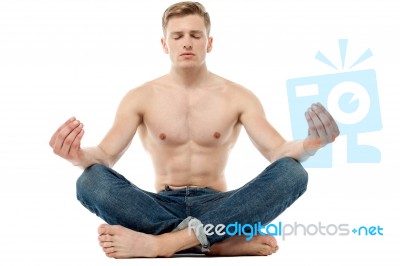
[303,102,340,155]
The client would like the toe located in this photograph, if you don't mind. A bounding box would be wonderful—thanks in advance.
[98,224,110,235]
[106,251,117,258]
[103,246,115,254]
[259,246,273,256]
[266,236,277,247]
[100,241,114,248]
[98,234,113,242]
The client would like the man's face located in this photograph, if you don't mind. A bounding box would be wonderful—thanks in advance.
[162,14,213,69]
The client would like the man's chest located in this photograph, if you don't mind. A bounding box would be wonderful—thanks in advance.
[141,90,240,146]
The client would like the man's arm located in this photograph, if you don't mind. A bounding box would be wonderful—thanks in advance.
[238,89,339,163]
[49,88,144,169]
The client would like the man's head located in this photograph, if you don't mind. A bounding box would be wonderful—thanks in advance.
[162,1,211,37]
[161,1,213,69]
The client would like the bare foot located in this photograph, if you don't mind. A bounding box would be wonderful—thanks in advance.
[207,235,279,256]
[97,224,162,258]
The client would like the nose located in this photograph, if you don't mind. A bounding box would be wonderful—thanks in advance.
[183,36,193,50]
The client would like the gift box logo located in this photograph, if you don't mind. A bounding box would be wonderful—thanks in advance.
[286,39,382,168]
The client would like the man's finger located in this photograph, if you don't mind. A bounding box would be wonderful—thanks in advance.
[52,120,81,154]
[309,105,329,144]
[305,110,319,139]
[60,123,84,156]
[49,117,76,147]
[312,104,335,141]
[315,103,340,141]
[68,129,85,159]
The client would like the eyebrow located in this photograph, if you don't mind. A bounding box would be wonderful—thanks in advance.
[170,30,204,35]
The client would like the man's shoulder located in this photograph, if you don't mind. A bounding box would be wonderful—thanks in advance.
[210,74,263,113]
[124,75,168,97]
[210,73,252,94]
[213,74,259,101]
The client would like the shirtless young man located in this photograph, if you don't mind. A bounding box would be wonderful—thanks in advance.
[49,1,339,258]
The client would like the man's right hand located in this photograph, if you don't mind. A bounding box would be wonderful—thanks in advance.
[49,117,85,166]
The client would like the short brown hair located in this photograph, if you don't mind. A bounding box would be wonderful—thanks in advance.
[162,1,211,36]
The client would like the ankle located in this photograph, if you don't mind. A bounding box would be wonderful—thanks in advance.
[154,234,175,257]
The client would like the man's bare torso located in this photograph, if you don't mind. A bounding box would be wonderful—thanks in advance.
[136,73,245,192]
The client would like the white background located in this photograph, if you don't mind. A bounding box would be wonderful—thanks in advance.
[1,0,399,265]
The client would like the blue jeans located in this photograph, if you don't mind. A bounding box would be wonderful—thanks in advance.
[76,157,308,252]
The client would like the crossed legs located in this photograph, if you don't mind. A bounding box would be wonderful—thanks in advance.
[76,157,308,258]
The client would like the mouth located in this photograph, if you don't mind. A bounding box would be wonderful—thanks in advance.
[180,52,195,56]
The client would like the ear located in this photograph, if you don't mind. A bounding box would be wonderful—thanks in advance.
[207,36,213,53]
[161,37,169,54]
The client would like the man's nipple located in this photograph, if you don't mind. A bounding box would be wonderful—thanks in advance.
[214,132,221,139]
[159,133,167,140]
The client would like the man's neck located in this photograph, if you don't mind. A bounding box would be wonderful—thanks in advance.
[169,65,210,89]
